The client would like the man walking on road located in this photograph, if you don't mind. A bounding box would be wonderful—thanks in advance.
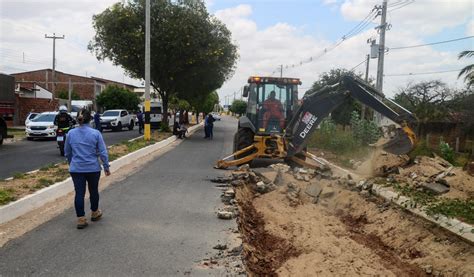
[93,111,102,132]
[137,110,144,135]
[65,109,110,229]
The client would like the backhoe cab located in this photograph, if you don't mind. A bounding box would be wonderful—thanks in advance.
[216,74,418,169]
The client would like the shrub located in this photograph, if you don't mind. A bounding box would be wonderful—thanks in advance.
[439,141,455,164]
[0,188,15,205]
[350,111,381,145]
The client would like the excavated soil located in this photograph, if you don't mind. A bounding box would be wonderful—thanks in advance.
[234,169,474,276]
[236,184,300,276]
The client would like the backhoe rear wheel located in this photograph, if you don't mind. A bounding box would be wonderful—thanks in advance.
[234,128,255,160]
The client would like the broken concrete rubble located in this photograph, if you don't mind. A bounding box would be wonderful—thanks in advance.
[217,211,234,220]
[286,182,301,206]
[421,182,450,195]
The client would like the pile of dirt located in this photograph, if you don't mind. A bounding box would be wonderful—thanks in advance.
[229,164,474,276]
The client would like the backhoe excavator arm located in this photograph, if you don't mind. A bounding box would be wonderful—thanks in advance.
[285,75,417,157]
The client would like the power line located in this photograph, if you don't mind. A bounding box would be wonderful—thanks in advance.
[349,58,367,72]
[384,68,461,77]
[270,7,378,76]
[389,35,474,50]
[388,0,414,12]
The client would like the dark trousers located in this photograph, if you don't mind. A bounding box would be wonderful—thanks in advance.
[138,122,144,134]
[208,124,213,139]
[71,172,101,217]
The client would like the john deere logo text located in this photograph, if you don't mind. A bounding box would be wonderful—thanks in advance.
[300,115,318,139]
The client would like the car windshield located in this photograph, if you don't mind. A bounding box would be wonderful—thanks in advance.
[102,111,120,117]
[32,114,56,122]
[29,114,38,119]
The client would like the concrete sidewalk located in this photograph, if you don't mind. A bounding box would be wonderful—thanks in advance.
[0,117,237,276]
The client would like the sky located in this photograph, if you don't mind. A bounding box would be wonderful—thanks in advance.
[1,0,473,104]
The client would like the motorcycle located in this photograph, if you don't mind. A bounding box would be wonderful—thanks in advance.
[56,127,72,156]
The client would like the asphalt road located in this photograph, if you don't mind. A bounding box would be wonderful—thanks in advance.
[0,117,236,276]
[0,128,142,179]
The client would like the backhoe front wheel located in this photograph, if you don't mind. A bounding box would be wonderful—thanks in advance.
[234,128,255,160]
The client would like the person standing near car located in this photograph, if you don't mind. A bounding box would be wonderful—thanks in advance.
[65,109,110,229]
[207,113,215,139]
[137,109,144,135]
[93,111,102,133]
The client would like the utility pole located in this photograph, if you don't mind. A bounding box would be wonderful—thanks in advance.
[144,0,151,140]
[375,0,388,124]
[68,78,72,112]
[45,33,65,96]
[375,0,387,92]
[361,54,370,120]
[280,65,283,78]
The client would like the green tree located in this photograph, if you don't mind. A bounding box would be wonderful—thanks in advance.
[96,85,140,111]
[393,80,454,123]
[169,96,191,112]
[230,99,247,115]
[458,50,474,87]
[89,0,238,126]
[309,69,363,126]
[57,89,81,100]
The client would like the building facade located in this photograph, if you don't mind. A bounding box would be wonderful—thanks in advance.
[11,69,137,101]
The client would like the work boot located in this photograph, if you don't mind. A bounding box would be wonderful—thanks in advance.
[77,217,88,229]
[91,210,103,222]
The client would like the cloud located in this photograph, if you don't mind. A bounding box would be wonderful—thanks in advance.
[214,2,471,103]
[0,0,139,87]
[467,20,474,36]
[340,0,473,35]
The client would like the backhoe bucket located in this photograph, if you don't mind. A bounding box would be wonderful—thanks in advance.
[379,127,416,155]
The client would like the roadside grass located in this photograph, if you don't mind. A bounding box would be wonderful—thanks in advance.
[0,188,16,205]
[0,131,173,206]
[392,182,474,224]
[12,172,26,179]
[6,128,26,140]
[39,163,58,171]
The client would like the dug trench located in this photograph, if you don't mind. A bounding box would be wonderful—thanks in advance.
[227,163,474,276]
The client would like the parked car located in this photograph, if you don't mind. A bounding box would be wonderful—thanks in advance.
[211,112,221,121]
[25,112,58,140]
[0,116,13,145]
[100,109,135,131]
[25,112,39,126]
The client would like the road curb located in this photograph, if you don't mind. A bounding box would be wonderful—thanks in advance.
[0,123,203,225]
[371,184,474,243]
[317,156,474,243]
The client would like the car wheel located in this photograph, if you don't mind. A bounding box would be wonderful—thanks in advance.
[128,121,134,130]
[114,122,122,132]
[27,137,33,141]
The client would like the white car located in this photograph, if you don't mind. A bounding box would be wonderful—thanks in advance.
[25,112,58,140]
[100,110,135,131]
[211,112,221,121]
[25,112,39,126]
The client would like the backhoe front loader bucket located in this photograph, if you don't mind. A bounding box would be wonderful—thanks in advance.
[379,126,417,155]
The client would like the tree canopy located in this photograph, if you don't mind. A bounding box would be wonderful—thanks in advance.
[96,85,140,111]
[458,50,474,87]
[230,99,247,115]
[57,90,81,100]
[393,80,455,123]
[89,0,238,125]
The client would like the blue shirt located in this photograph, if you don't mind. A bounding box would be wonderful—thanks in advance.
[65,125,110,173]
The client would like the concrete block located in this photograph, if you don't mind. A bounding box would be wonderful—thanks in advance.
[421,182,450,195]
[305,182,323,198]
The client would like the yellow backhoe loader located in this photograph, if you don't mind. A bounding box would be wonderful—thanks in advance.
[216,75,417,169]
